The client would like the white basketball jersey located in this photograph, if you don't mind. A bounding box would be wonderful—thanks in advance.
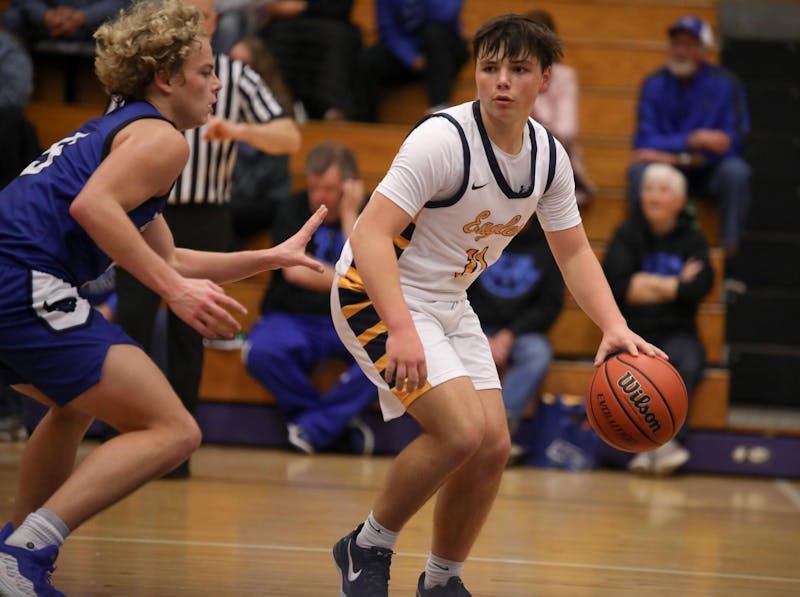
[335,101,581,301]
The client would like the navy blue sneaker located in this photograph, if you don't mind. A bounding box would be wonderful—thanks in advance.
[416,572,472,596]
[332,524,392,596]
[0,523,66,596]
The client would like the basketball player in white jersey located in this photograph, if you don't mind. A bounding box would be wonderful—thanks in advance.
[331,14,666,597]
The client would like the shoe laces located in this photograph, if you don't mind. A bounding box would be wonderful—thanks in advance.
[31,549,62,595]
[428,576,471,596]
[448,576,471,596]
[361,547,392,593]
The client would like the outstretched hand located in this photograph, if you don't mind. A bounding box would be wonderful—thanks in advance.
[167,278,247,339]
[267,205,328,272]
[594,323,668,367]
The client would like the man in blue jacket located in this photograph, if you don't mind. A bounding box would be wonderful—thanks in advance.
[627,16,751,260]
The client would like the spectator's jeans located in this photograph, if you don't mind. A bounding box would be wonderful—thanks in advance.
[500,332,553,434]
[646,330,706,441]
[627,156,752,251]
[244,312,377,449]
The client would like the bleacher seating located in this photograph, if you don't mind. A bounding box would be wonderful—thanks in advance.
[20,0,731,434]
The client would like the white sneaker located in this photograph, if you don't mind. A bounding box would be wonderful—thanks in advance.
[651,440,691,476]
[627,451,655,475]
[286,423,314,455]
[506,443,527,467]
[0,417,27,442]
[203,332,246,351]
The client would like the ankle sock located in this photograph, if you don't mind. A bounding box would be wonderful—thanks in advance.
[5,509,69,551]
[355,512,398,551]
[424,553,464,589]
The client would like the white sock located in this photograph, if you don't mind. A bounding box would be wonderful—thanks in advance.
[424,553,464,589]
[355,512,398,551]
[6,509,69,550]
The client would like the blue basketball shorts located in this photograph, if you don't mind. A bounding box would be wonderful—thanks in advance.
[0,262,137,406]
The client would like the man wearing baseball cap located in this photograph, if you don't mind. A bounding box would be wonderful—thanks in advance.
[627,15,751,265]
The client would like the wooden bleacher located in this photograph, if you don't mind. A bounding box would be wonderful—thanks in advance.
[21,0,731,432]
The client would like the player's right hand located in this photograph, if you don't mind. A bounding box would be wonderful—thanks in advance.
[166,278,247,339]
[384,326,427,393]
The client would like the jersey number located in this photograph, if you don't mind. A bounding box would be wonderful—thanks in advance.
[21,132,90,176]
[455,247,488,278]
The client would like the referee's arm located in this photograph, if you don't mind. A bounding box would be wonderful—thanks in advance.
[204,115,301,154]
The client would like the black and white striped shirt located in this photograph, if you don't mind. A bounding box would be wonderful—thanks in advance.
[111,53,285,206]
[173,53,285,205]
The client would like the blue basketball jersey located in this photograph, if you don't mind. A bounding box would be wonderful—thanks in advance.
[0,101,172,286]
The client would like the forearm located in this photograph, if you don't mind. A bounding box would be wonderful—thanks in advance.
[283,263,336,292]
[236,118,300,154]
[172,247,283,284]
[626,272,679,304]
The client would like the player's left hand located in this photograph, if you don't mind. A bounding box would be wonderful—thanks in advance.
[594,323,668,367]
[266,205,328,272]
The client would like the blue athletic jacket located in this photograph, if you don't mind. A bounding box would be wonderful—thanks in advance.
[633,62,750,166]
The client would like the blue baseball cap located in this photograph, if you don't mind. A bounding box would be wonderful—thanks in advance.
[668,16,714,48]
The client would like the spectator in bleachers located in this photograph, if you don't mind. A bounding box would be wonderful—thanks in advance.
[0,27,39,444]
[467,216,565,466]
[243,142,377,455]
[0,25,39,188]
[604,163,714,475]
[2,0,129,47]
[0,27,33,109]
[526,9,596,207]
[627,15,752,264]
[259,0,361,120]
[227,35,295,244]
[354,0,470,122]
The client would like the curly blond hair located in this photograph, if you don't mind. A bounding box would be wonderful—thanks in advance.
[94,0,204,100]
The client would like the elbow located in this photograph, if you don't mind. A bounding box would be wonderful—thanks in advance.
[69,196,92,228]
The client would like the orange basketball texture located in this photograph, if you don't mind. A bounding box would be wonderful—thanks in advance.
[586,353,688,452]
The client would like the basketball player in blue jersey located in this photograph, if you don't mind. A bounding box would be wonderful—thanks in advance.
[0,2,325,595]
[331,14,667,596]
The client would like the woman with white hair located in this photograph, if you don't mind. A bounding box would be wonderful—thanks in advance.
[603,163,714,475]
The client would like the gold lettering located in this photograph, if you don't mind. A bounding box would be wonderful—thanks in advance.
[462,211,523,241]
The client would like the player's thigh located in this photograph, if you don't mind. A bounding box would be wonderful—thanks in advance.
[69,343,193,434]
[407,376,486,438]
[12,383,94,431]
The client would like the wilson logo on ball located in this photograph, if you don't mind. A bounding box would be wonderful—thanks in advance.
[616,371,663,433]
[585,353,688,453]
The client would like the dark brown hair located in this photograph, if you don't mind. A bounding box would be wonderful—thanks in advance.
[473,13,563,70]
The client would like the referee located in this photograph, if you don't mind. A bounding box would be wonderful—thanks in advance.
[114,0,301,478]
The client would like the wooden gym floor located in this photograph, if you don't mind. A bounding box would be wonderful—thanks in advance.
[1,442,799,596]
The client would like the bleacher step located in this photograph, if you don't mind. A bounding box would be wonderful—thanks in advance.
[198,349,729,430]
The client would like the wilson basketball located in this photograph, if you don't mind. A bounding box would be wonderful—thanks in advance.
[586,353,688,452]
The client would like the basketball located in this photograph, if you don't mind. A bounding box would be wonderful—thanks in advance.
[586,353,688,452]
